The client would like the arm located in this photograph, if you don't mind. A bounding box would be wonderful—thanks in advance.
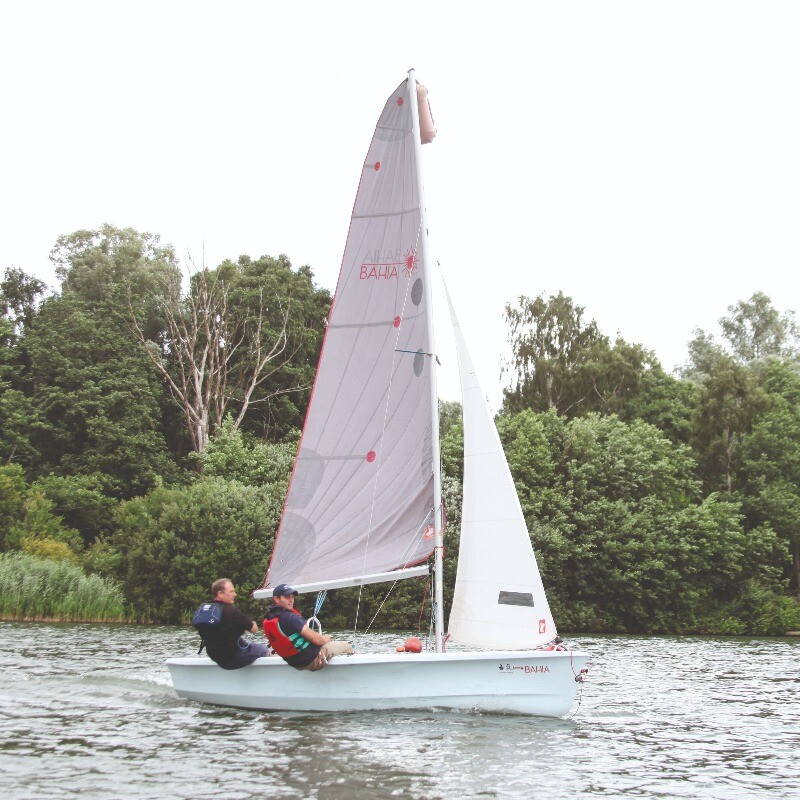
[300,625,331,647]
[224,604,259,635]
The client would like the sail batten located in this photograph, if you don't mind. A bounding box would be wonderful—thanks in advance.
[352,208,420,220]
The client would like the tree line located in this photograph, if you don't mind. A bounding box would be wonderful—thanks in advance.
[1,225,798,635]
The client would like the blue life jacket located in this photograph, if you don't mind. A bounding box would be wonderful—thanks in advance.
[192,602,224,647]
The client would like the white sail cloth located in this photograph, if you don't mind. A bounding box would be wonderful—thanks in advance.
[263,81,436,591]
[446,296,557,649]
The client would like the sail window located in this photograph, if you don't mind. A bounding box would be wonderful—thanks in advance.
[288,450,326,506]
[276,512,318,576]
[498,591,535,607]
[411,278,423,306]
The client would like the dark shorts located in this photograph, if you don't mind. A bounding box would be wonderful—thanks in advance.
[217,639,271,670]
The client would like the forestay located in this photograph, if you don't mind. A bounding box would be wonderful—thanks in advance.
[260,80,437,594]
[446,295,557,649]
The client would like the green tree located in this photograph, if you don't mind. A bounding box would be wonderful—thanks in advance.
[23,293,178,496]
[739,360,800,595]
[502,292,663,422]
[682,328,727,379]
[0,464,29,550]
[497,409,566,524]
[492,411,769,633]
[0,464,81,555]
[129,255,330,452]
[0,387,40,469]
[219,255,331,440]
[439,400,463,484]
[691,354,766,493]
[1,267,47,341]
[624,365,698,446]
[51,224,180,341]
[199,416,296,488]
[684,293,799,377]
[113,478,282,622]
[33,473,119,547]
[719,292,800,362]
[1,268,48,468]
[549,413,706,631]
[502,292,606,414]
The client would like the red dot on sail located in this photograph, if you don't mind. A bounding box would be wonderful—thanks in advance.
[393,316,401,328]
[366,451,376,463]
[374,162,381,171]
[397,97,404,106]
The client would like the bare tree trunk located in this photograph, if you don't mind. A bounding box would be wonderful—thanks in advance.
[129,267,300,455]
[724,426,735,494]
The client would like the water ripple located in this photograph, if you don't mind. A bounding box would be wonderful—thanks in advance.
[1,622,798,799]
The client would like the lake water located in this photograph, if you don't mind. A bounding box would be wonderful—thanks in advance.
[0,622,798,799]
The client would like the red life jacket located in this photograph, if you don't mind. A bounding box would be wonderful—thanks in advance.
[263,607,309,659]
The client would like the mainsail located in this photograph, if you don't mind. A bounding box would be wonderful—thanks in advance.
[260,80,438,594]
[446,294,557,649]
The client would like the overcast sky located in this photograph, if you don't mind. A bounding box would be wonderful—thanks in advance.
[2,1,799,410]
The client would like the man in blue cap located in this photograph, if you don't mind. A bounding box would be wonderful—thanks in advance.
[263,584,353,671]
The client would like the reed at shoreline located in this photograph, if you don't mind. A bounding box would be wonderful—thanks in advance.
[0,552,127,623]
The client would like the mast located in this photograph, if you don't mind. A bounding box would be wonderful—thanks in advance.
[407,69,444,653]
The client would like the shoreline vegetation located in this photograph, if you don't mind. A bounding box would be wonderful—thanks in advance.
[2,230,800,637]
[0,552,126,623]
[1,550,798,636]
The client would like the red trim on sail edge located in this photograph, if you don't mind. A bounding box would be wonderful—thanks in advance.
[260,79,410,593]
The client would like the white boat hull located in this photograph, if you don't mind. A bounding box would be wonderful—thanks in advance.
[166,650,588,717]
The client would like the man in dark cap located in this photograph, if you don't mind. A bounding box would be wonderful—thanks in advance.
[263,584,353,671]
[197,578,271,669]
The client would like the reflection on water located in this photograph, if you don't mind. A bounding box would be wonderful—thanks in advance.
[1,622,798,799]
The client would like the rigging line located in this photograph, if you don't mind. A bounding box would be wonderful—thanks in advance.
[353,216,425,637]
[362,507,438,634]
[358,499,438,633]
[364,566,432,637]
[363,574,404,634]
[417,576,431,631]
[564,679,585,720]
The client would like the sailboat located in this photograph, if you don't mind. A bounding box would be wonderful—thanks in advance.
[167,71,588,716]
